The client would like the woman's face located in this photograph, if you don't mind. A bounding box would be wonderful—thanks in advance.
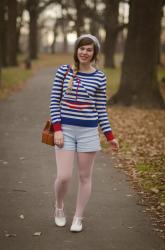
[77,44,94,64]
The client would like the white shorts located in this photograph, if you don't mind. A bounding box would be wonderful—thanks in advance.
[55,124,101,152]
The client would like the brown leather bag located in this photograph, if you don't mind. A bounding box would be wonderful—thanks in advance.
[42,65,71,146]
[42,119,55,146]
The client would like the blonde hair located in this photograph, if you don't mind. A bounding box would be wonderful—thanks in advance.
[66,65,77,93]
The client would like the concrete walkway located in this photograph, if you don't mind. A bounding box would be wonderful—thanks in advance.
[0,67,164,250]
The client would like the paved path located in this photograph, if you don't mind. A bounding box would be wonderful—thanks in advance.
[0,68,164,250]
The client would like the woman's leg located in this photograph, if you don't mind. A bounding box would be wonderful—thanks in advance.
[54,149,75,208]
[74,152,97,217]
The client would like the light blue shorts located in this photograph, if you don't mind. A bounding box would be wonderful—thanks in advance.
[55,124,101,152]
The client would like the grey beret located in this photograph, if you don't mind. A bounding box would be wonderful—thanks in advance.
[75,34,100,51]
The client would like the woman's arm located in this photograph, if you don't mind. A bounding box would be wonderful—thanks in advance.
[95,73,114,140]
[95,73,119,151]
[49,65,68,132]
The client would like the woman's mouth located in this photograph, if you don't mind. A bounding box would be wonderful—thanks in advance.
[80,56,88,59]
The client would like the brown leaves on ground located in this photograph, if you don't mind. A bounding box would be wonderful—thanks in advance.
[101,106,165,239]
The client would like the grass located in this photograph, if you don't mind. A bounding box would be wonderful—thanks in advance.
[1,52,165,100]
[0,53,73,100]
[0,53,123,101]
[134,160,165,203]
[104,67,121,97]
[104,65,165,100]
[136,163,154,173]
[0,66,32,99]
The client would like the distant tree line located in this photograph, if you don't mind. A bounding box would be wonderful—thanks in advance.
[0,0,129,67]
[0,0,165,108]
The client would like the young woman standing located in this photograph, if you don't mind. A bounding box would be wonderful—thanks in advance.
[50,34,119,232]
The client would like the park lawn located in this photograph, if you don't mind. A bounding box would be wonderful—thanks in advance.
[104,67,121,98]
[104,66,165,100]
[0,66,32,99]
[102,67,165,238]
[0,53,73,100]
[101,107,165,238]
[0,53,119,100]
[1,53,164,100]
[100,105,165,237]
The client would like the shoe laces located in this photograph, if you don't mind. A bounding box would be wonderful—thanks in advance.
[73,217,83,225]
[55,208,65,218]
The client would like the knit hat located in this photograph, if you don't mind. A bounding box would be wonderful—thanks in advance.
[75,34,100,51]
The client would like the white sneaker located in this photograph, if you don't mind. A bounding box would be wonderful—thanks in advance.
[70,217,83,232]
[54,207,66,227]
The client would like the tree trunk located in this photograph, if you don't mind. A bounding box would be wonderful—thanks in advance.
[0,0,7,67]
[0,37,2,87]
[29,9,38,59]
[104,0,119,68]
[0,2,2,86]
[74,0,85,36]
[51,21,58,54]
[51,33,56,54]
[16,1,25,54]
[61,16,68,53]
[90,0,99,37]
[27,0,38,59]
[110,0,164,108]
[7,0,17,66]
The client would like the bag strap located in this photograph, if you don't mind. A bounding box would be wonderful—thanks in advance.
[60,65,71,100]
[63,65,71,82]
[49,65,72,124]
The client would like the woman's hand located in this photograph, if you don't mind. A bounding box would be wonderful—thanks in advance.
[109,138,119,152]
[54,131,64,148]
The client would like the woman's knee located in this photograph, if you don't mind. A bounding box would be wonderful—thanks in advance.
[56,175,71,185]
[79,174,91,185]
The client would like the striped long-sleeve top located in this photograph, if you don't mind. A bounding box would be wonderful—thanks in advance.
[50,64,114,141]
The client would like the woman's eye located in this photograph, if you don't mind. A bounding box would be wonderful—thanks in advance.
[79,47,93,52]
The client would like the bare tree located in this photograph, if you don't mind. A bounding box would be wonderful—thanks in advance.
[89,0,100,37]
[78,0,128,68]
[0,0,7,67]
[16,1,26,54]
[26,0,60,59]
[73,0,85,36]
[26,0,39,59]
[103,0,120,68]
[50,21,58,54]
[7,0,18,66]
[0,0,5,85]
[110,0,164,108]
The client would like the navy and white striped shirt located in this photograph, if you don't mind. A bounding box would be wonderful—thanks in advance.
[50,64,114,141]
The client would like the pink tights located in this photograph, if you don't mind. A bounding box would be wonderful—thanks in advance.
[54,150,96,217]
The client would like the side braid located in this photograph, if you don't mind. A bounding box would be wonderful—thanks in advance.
[66,64,78,93]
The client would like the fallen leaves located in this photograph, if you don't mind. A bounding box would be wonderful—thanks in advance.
[4,231,43,238]
[2,161,8,165]
[33,232,42,236]
[4,212,43,238]
[19,157,25,161]
[5,233,16,237]
[150,188,159,194]
[101,106,165,239]
[19,214,24,219]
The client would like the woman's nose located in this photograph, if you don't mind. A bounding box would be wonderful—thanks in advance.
[82,50,87,54]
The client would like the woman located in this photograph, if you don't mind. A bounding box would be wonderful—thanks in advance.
[50,34,119,232]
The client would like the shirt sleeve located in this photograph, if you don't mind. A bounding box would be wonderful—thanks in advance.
[49,65,68,132]
[95,73,115,141]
